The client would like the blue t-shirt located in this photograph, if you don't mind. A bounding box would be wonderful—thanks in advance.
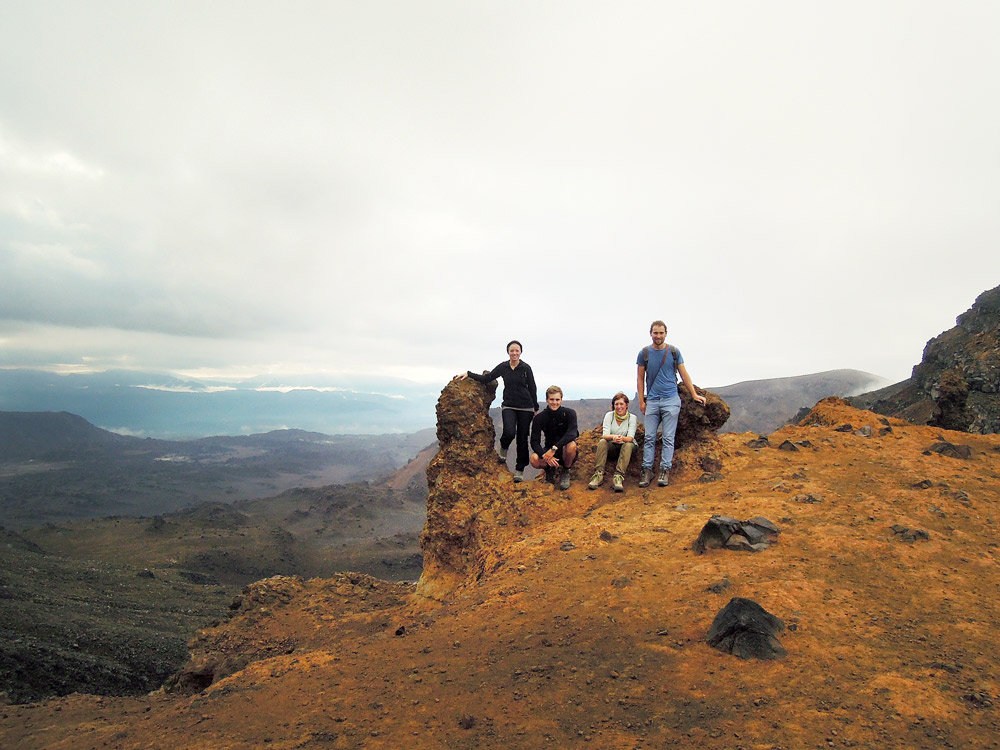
[637,346,684,400]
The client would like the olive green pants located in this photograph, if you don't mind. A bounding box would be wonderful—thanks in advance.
[593,439,634,476]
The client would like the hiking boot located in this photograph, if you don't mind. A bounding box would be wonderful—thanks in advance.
[559,471,571,490]
[588,471,604,490]
[639,468,653,488]
[498,447,508,464]
[612,473,624,493]
[658,468,670,487]
[513,469,524,483]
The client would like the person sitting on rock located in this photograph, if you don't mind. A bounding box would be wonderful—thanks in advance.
[453,340,538,482]
[529,385,579,490]
[589,392,637,492]
[636,319,707,488]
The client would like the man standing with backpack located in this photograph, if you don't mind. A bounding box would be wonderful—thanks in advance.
[636,320,707,488]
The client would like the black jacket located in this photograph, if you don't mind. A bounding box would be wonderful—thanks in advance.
[468,361,538,411]
[530,406,579,455]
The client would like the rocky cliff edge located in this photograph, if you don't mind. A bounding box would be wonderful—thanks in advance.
[417,377,729,599]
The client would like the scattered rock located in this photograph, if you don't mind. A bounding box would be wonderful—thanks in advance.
[136,569,155,579]
[792,493,823,504]
[706,579,731,594]
[611,576,631,588]
[693,515,780,554]
[778,440,799,452]
[746,435,769,449]
[834,424,854,432]
[394,625,406,637]
[700,457,723,473]
[458,714,477,729]
[855,426,873,437]
[890,525,930,542]
[706,598,787,660]
[698,472,724,483]
[177,570,217,585]
[924,442,973,459]
[598,530,618,543]
[963,692,994,708]
[912,479,933,489]
[559,541,576,552]
[673,504,692,512]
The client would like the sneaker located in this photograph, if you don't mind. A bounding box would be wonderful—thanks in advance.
[498,447,508,464]
[513,469,524,483]
[639,468,653,488]
[612,474,624,493]
[588,471,604,490]
[559,471,571,490]
[658,468,670,487]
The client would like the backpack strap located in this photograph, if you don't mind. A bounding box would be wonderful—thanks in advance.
[642,345,678,383]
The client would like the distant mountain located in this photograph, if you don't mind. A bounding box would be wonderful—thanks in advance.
[0,411,130,461]
[486,372,888,443]
[710,369,890,434]
[0,411,435,529]
[851,284,1000,433]
[0,369,439,438]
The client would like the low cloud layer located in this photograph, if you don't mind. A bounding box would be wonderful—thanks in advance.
[2,2,999,397]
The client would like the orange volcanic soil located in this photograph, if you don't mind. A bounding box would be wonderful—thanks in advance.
[3,398,1000,749]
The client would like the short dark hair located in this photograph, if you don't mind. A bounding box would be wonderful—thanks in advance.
[545,385,563,398]
[611,392,629,407]
[506,340,523,353]
[649,320,667,333]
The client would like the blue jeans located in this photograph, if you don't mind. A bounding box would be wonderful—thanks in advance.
[642,397,681,470]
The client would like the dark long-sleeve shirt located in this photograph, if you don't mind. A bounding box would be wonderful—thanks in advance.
[530,406,579,455]
[467,361,538,411]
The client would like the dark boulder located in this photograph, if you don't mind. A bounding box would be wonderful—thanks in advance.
[707,597,787,660]
[693,515,780,554]
[924,441,973,459]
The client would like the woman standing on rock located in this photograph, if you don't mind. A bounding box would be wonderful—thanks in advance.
[453,340,538,482]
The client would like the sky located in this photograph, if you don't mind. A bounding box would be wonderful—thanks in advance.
[2,1,999,400]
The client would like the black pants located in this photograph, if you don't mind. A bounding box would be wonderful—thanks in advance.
[500,408,533,470]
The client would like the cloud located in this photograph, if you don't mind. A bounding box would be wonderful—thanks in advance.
[1,2,999,396]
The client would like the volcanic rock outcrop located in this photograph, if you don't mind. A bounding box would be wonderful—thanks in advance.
[417,378,729,599]
[853,284,1000,433]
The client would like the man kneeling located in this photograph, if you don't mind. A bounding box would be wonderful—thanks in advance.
[589,392,637,493]
[529,385,579,490]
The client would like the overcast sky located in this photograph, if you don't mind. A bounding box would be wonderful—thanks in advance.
[2,1,998,399]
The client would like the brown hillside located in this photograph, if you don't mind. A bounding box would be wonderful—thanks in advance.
[3,391,1000,749]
